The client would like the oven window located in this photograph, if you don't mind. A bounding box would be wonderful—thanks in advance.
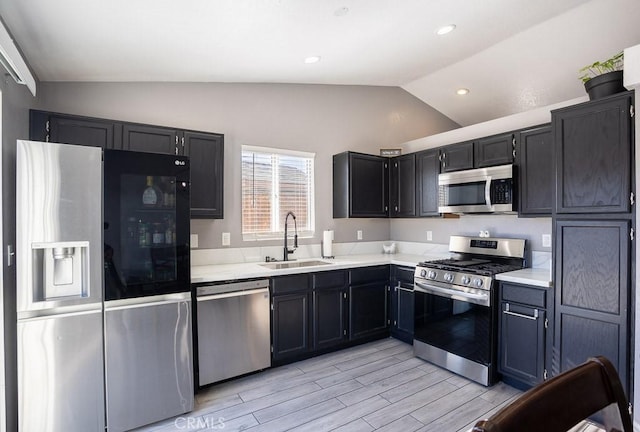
[443,181,486,206]
[414,290,492,365]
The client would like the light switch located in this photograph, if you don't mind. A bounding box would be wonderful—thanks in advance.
[190,234,198,249]
[357,230,363,240]
[542,234,552,248]
[426,231,433,241]
[222,232,231,246]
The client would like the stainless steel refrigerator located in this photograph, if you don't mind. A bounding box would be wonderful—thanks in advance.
[17,140,105,431]
[17,141,194,431]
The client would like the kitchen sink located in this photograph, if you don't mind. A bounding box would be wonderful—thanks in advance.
[259,260,331,270]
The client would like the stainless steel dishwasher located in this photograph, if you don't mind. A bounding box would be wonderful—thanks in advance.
[196,279,271,386]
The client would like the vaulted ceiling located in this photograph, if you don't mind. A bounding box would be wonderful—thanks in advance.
[1,0,639,126]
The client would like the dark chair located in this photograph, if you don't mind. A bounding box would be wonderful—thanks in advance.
[472,356,632,432]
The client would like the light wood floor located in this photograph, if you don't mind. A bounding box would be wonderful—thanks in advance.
[136,338,604,432]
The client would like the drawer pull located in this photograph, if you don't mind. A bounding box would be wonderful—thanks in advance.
[503,303,539,320]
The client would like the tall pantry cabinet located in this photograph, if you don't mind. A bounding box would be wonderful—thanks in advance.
[551,91,634,396]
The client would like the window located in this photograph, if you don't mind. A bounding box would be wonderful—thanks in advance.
[241,145,315,241]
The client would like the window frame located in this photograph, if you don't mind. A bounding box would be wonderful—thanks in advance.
[241,145,316,242]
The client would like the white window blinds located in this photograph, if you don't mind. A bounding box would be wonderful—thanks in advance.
[242,146,315,241]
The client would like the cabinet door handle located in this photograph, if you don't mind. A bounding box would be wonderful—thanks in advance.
[503,303,539,320]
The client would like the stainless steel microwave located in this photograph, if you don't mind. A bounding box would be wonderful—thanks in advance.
[438,164,515,214]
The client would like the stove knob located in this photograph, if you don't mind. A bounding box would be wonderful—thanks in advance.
[420,269,427,278]
[461,276,471,285]
[444,273,454,283]
[427,270,437,280]
[473,278,484,288]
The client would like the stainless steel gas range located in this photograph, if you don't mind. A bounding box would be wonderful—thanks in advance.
[413,235,526,386]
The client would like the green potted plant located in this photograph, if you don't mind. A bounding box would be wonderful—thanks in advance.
[578,51,625,100]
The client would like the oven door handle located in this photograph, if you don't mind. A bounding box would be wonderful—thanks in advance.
[414,281,490,306]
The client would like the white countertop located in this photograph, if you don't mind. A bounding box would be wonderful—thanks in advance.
[191,253,436,284]
[495,268,553,288]
[192,253,553,287]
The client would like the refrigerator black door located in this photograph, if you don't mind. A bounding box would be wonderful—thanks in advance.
[104,150,190,300]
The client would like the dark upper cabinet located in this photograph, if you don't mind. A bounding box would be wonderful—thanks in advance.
[475,132,515,167]
[29,110,121,149]
[416,149,440,217]
[30,110,225,219]
[333,152,389,218]
[440,141,474,172]
[499,282,549,388]
[517,125,553,216]
[184,131,224,219]
[122,124,180,155]
[389,153,416,218]
[553,219,630,394]
[553,92,633,214]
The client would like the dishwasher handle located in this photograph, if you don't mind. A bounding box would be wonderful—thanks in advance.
[196,287,269,302]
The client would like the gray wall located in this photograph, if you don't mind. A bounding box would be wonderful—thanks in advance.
[34,82,460,249]
[1,76,35,432]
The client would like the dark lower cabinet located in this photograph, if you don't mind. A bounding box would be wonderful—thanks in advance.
[349,282,388,339]
[390,265,414,344]
[349,266,389,340]
[499,282,549,388]
[553,219,631,394]
[313,270,348,350]
[314,287,347,350]
[271,274,312,362]
[271,293,311,361]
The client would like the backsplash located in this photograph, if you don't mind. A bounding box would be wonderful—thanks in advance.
[191,240,551,270]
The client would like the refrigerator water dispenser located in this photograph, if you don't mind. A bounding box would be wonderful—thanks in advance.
[32,241,90,300]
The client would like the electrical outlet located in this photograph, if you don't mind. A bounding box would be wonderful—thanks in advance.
[357,230,363,240]
[426,231,433,241]
[190,234,198,249]
[542,234,552,248]
[222,232,231,246]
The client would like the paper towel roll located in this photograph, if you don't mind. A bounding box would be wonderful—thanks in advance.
[322,230,333,258]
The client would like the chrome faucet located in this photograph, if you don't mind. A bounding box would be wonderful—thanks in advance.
[283,211,298,261]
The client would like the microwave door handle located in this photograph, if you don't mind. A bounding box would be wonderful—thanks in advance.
[485,176,492,208]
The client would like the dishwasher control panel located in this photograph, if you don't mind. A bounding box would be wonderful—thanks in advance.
[196,279,270,297]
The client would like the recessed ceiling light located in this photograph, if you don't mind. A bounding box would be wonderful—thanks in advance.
[436,24,456,36]
[456,88,470,95]
[304,56,321,64]
[334,7,349,17]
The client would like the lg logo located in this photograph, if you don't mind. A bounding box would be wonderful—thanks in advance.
[175,160,186,166]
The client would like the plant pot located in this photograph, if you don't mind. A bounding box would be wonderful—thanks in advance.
[584,70,625,100]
